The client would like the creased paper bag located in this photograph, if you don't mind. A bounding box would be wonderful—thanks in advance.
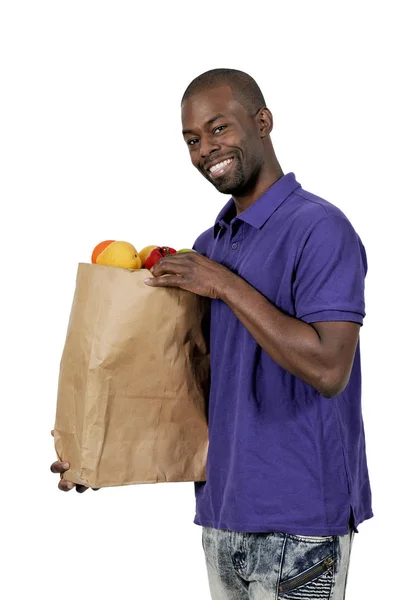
[53,263,210,488]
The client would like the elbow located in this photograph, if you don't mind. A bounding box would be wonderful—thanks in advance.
[318,385,345,399]
[316,368,349,398]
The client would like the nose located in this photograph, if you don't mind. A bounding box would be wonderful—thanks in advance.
[200,134,221,158]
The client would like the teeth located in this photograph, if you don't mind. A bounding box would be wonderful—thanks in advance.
[210,158,232,173]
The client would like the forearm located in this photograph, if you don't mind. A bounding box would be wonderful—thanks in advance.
[220,273,338,395]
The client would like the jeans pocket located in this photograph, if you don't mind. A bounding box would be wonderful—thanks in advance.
[279,555,334,599]
[288,534,334,543]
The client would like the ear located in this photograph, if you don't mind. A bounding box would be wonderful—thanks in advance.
[256,107,273,138]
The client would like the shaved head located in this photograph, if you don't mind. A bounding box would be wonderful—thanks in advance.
[181,68,267,116]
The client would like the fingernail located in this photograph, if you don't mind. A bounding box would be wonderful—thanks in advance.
[144,278,151,283]
[66,482,74,489]
[62,462,70,470]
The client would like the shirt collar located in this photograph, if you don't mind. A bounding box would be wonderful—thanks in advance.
[213,172,301,237]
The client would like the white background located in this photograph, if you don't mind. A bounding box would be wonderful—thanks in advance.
[1,1,396,598]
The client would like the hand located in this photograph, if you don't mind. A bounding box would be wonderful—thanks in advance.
[143,251,236,299]
[50,430,99,493]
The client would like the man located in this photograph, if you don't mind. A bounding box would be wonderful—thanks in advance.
[51,69,373,599]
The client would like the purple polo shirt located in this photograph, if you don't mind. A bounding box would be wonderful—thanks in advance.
[192,172,373,536]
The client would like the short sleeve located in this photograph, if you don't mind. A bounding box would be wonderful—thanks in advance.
[294,214,367,325]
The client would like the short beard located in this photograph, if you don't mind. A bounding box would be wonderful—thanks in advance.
[204,156,246,195]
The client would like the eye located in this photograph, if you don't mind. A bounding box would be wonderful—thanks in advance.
[214,125,227,134]
[187,138,199,147]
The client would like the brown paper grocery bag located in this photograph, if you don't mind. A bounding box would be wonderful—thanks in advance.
[53,263,210,488]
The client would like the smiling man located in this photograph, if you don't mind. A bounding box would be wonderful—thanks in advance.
[145,69,373,599]
[50,68,373,599]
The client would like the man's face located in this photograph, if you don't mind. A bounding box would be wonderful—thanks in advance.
[181,85,265,195]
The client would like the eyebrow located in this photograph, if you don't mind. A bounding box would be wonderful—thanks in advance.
[182,113,226,136]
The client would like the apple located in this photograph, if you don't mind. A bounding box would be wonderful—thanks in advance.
[145,246,177,270]
[177,248,196,253]
[138,245,159,267]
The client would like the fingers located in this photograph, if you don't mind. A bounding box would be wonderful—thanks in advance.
[75,484,89,493]
[51,430,99,493]
[145,275,183,287]
[57,475,89,493]
[57,478,92,493]
[151,256,187,276]
[147,252,201,283]
[58,479,76,492]
[50,460,70,474]
[58,481,95,493]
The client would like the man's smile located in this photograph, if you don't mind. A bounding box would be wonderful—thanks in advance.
[207,157,234,178]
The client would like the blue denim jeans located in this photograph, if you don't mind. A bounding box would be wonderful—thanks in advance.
[202,527,355,599]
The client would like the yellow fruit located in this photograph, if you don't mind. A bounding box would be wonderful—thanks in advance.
[91,240,115,263]
[138,245,159,268]
[95,241,142,269]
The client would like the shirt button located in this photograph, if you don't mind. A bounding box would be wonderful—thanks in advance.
[231,242,238,249]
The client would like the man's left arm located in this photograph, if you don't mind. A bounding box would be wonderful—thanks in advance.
[224,211,367,397]
[219,274,360,398]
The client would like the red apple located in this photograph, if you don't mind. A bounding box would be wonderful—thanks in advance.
[145,246,177,270]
